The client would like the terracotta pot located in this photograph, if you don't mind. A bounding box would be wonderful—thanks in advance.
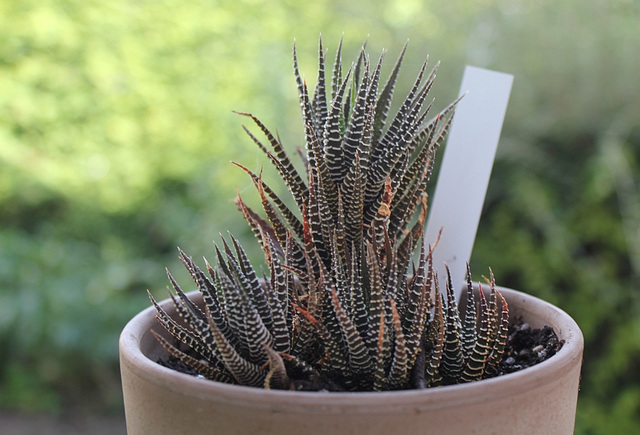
[120,285,583,434]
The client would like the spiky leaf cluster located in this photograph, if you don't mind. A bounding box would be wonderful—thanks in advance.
[150,38,509,391]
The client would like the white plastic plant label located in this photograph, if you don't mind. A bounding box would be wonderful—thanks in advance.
[425,66,514,300]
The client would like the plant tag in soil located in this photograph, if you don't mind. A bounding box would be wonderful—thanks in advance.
[425,66,513,300]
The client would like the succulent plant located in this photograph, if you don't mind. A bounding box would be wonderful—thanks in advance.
[149,37,509,392]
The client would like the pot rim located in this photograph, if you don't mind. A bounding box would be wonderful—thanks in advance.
[120,285,583,411]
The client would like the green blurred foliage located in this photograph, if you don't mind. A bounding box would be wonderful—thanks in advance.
[0,0,638,431]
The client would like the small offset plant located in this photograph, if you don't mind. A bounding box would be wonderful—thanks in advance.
[149,37,509,392]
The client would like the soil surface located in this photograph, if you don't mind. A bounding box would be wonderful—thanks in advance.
[498,320,563,375]
[159,320,563,388]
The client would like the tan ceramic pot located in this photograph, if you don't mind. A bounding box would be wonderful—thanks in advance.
[120,285,583,435]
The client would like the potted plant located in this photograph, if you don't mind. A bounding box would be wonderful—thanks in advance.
[119,38,583,434]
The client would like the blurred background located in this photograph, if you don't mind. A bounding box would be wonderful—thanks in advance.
[1,0,638,433]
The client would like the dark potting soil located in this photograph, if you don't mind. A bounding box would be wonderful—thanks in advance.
[497,319,563,375]
[157,351,200,377]
[156,319,562,387]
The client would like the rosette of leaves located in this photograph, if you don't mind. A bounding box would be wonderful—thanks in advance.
[149,37,509,392]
